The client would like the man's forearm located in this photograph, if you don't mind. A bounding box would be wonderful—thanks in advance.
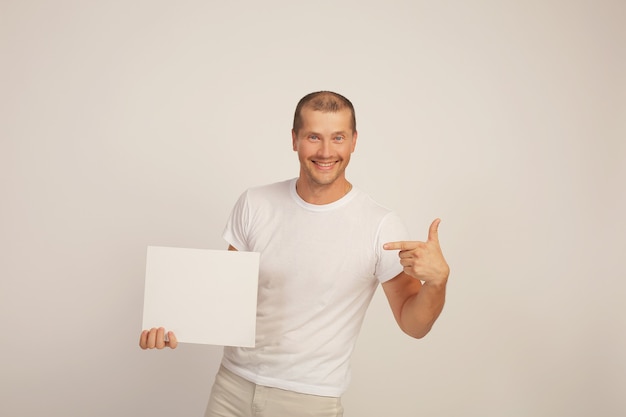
[400,280,447,339]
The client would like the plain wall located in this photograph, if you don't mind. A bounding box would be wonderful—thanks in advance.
[1,1,625,416]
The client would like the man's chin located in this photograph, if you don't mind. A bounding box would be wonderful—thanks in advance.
[304,176,338,188]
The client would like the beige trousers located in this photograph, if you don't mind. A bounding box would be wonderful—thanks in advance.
[204,366,344,417]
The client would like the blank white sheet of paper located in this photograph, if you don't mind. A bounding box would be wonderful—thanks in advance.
[142,246,259,347]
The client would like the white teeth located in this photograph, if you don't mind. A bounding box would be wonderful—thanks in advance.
[316,162,334,167]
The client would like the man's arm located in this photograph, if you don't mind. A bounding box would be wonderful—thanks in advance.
[382,218,449,339]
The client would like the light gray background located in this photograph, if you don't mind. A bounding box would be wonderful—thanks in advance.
[1,1,625,416]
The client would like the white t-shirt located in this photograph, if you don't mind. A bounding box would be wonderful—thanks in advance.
[221,178,409,397]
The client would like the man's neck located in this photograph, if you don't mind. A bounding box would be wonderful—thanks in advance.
[295,178,352,205]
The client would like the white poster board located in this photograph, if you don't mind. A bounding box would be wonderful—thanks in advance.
[142,246,259,347]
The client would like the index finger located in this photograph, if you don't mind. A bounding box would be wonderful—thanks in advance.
[167,331,178,349]
[383,241,419,251]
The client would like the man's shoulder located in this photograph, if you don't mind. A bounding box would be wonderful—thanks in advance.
[352,186,396,216]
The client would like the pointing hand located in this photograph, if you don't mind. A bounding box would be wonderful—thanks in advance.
[383,218,449,284]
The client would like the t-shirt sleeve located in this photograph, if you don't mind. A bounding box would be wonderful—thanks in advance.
[222,190,251,251]
[374,211,411,283]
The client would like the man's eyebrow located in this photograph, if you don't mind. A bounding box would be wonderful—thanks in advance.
[302,130,349,136]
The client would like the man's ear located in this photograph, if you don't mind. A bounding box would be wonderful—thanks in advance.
[351,130,358,152]
[292,129,298,151]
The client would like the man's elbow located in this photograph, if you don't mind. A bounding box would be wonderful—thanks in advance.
[401,323,433,339]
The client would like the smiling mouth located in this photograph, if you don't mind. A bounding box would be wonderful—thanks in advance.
[313,161,337,169]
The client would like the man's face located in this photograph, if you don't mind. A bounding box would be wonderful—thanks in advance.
[292,107,357,188]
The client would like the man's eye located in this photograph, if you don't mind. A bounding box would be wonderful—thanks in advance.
[334,136,344,142]
[309,135,319,140]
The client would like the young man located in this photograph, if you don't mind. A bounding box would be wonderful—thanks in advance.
[140,91,449,417]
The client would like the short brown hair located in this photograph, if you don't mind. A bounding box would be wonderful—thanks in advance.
[292,91,356,134]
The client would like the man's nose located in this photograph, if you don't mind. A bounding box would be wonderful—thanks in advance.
[318,139,332,157]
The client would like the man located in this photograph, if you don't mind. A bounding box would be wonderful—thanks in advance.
[140,91,449,416]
